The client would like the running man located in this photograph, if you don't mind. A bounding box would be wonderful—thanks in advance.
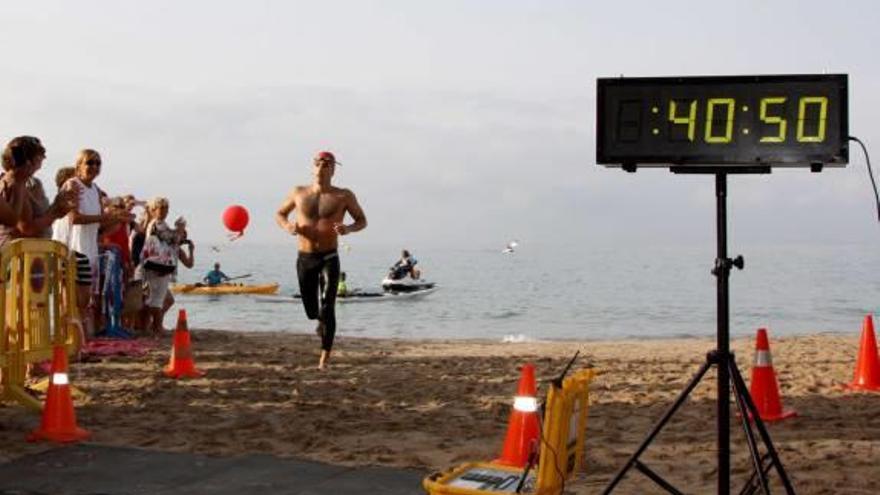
[275,151,367,369]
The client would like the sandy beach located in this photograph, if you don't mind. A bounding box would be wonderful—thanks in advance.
[1,330,877,494]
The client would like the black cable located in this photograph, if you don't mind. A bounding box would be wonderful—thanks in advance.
[848,136,880,222]
[536,413,567,494]
[514,444,537,493]
[526,391,568,494]
[507,398,567,494]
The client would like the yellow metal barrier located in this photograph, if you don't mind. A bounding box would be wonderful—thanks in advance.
[1,239,80,411]
[423,368,597,494]
[534,369,595,493]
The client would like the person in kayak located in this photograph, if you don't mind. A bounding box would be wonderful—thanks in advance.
[389,249,420,280]
[275,150,367,370]
[203,262,231,287]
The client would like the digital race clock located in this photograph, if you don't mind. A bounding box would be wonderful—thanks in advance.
[596,74,848,169]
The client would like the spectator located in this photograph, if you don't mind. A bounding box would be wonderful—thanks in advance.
[59,149,126,337]
[140,197,194,336]
[0,137,77,247]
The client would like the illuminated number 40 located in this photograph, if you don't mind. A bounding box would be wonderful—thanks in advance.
[667,99,735,143]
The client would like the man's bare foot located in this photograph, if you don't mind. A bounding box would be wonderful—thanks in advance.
[318,350,330,370]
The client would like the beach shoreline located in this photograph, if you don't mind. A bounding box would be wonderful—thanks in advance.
[1,329,877,494]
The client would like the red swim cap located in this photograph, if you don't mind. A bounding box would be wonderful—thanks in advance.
[315,150,341,165]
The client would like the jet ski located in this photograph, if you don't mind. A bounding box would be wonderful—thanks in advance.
[257,286,437,304]
[381,257,436,293]
[342,286,437,301]
[380,276,436,294]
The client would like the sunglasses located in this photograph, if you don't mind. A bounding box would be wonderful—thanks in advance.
[85,159,101,166]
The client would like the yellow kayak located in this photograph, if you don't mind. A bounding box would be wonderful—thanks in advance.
[171,283,280,295]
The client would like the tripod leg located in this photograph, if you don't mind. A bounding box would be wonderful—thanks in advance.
[739,454,776,495]
[634,461,686,495]
[729,360,797,495]
[729,361,772,495]
[739,469,758,495]
[602,360,713,494]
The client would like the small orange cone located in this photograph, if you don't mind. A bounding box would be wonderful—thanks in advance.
[495,363,541,467]
[28,345,90,443]
[847,314,880,391]
[164,309,204,379]
[749,328,796,422]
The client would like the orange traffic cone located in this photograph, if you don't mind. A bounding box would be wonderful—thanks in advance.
[495,363,541,467]
[164,309,204,379]
[847,314,880,391]
[749,328,796,422]
[28,345,90,443]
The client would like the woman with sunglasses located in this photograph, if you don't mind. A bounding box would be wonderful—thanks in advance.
[60,149,127,337]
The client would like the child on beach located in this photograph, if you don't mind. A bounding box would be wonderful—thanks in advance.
[125,207,152,333]
[100,197,135,277]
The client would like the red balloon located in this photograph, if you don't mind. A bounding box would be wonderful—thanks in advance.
[222,205,249,233]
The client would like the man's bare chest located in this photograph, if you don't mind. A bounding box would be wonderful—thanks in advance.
[299,191,344,219]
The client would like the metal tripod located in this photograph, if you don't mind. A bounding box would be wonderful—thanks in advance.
[602,172,797,495]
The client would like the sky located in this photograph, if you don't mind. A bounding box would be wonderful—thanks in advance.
[1,0,879,251]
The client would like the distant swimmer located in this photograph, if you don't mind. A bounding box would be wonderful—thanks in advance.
[502,240,519,254]
[203,262,231,287]
[275,150,367,370]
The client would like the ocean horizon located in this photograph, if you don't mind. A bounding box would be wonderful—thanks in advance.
[166,240,880,342]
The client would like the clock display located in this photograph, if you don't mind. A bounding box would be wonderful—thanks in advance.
[596,74,848,168]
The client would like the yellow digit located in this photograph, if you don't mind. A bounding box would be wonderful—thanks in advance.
[797,96,828,143]
[668,99,696,141]
[759,97,787,143]
[704,98,735,143]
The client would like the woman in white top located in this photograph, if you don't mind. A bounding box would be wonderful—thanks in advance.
[60,150,126,337]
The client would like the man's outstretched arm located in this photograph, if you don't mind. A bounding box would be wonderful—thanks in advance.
[275,188,299,235]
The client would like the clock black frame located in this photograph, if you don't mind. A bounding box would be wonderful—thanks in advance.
[596,74,848,169]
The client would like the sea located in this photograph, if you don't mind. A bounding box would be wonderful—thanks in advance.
[170,242,880,342]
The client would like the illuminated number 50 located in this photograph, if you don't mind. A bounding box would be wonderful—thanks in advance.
[704,98,735,143]
[797,96,828,143]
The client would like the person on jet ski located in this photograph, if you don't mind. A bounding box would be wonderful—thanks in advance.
[389,249,421,280]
